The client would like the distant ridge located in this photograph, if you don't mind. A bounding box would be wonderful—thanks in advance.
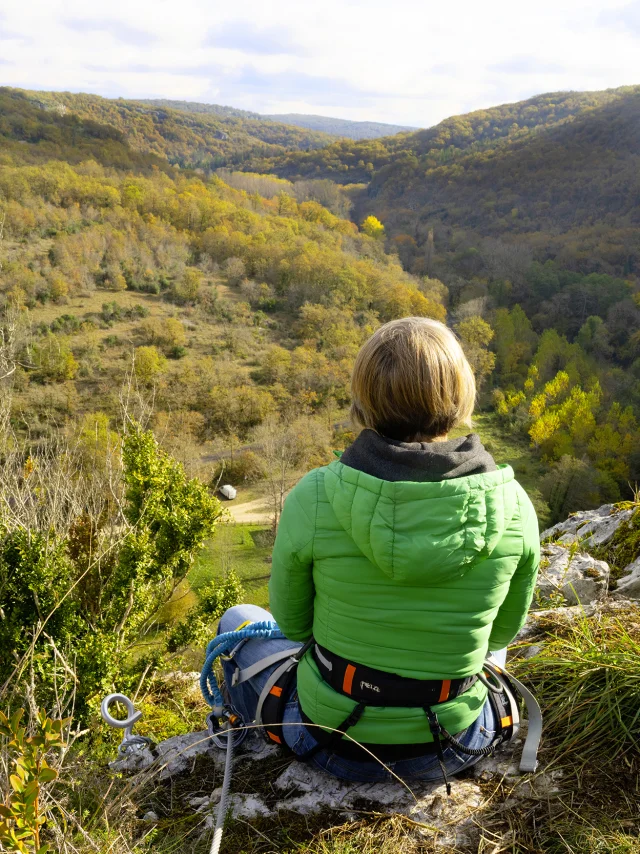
[264,113,418,139]
[139,99,417,139]
[10,88,333,170]
[137,98,261,120]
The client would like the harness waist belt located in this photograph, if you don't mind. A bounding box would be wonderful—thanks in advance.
[298,706,443,761]
[312,643,478,707]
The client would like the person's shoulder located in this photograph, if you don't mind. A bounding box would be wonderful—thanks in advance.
[512,478,536,511]
[291,465,327,494]
[511,478,540,541]
[284,466,326,517]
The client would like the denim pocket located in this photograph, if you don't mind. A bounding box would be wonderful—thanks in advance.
[292,730,307,753]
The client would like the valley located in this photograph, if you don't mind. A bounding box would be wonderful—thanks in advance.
[0,79,639,854]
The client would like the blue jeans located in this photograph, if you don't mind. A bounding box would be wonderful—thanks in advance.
[219,604,501,783]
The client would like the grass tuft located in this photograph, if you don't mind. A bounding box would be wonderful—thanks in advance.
[513,604,640,768]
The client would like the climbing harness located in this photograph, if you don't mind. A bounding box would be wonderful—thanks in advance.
[297,644,541,793]
[199,622,543,794]
[100,693,153,756]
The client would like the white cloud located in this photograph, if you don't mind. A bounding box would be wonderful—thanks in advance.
[0,0,638,127]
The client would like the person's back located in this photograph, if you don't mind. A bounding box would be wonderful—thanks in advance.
[270,441,539,745]
[217,316,540,782]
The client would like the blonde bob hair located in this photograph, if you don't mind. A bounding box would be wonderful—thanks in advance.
[350,317,476,441]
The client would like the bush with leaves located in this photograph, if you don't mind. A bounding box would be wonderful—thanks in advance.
[166,568,243,652]
[213,450,267,486]
[0,423,224,718]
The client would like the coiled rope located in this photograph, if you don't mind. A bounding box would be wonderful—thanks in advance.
[200,620,284,710]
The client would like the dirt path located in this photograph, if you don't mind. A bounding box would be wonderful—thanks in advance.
[225,497,272,525]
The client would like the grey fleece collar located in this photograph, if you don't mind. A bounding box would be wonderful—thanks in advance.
[339,429,497,483]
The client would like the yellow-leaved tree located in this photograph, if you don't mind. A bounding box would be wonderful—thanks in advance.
[361,215,385,241]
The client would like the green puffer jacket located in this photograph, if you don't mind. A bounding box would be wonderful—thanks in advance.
[269,460,539,745]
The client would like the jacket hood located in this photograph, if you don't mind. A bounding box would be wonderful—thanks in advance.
[322,460,517,583]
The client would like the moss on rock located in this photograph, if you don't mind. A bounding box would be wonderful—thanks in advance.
[595,507,640,582]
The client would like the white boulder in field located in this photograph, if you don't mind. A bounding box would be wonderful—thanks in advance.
[219,484,237,500]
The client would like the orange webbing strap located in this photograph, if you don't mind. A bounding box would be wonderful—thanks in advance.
[438,679,451,703]
[342,664,356,695]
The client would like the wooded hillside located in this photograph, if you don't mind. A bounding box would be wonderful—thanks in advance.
[0,88,441,468]
[9,87,332,170]
[247,86,640,182]
[1,83,639,522]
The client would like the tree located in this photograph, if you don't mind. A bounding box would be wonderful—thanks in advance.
[171,268,202,304]
[541,456,607,524]
[456,316,496,388]
[134,346,166,386]
[255,415,330,530]
[49,273,69,303]
[206,385,276,439]
[361,215,385,241]
[75,411,121,475]
[140,317,186,351]
[111,272,128,292]
[493,305,538,383]
[31,333,78,383]
[424,228,435,275]
[587,403,638,485]
[577,316,612,359]
[223,257,246,286]
[528,373,601,458]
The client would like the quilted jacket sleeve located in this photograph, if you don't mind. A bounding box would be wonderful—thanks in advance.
[268,470,318,641]
[488,486,540,650]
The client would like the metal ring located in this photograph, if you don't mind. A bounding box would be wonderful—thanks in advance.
[477,670,505,694]
[101,693,143,730]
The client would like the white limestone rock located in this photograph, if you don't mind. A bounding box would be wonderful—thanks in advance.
[199,790,271,825]
[541,505,633,549]
[517,604,592,641]
[273,761,482,848]
[110,730,223,779]
[109,713,549,852]
[536,544,609,605]
[614,556,640,599]
[270,735,527,850]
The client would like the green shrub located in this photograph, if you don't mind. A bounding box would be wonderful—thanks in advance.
[0,709,67,854]
[213,451,267,486]
[0,424,224,718]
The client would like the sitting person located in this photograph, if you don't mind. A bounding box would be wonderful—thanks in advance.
[217,316,540,783]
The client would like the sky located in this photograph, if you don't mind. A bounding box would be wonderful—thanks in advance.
[1,0,639,128]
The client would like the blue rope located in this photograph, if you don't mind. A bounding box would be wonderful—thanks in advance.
[200,621,285,709]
